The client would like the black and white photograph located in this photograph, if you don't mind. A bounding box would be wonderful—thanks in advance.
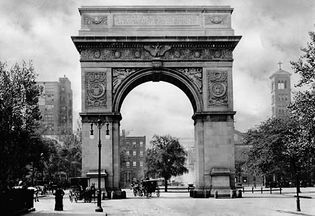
[0,0,314,215]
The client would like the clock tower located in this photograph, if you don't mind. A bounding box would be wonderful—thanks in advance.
[270,62,291,118]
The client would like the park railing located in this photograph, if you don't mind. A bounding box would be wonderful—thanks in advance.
[0,188,35,215]
[242,186,282,194]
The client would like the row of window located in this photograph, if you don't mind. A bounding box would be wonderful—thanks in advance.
[126,150,143,156]
[125,161,143,167]
[271,95,289,104]
[272,107,288,116]
[125,141,144,147]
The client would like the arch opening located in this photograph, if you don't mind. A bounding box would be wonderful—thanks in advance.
[113,68,203,114]
[120,81,195,186]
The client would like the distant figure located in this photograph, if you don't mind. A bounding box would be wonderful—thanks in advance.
[90,183,96,201]
[34,186,39,202]
[54,187,65,211]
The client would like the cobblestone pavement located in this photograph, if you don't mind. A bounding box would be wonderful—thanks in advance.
[28,188,315,216]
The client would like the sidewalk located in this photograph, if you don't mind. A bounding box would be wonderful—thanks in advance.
[28,189,315,216]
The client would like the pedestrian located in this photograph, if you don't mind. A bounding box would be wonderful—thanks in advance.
[54,187,65,211]
[35,186,39,202]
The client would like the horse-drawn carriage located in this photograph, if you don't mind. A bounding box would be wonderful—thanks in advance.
[69,177,95,203]
[131,179,160,198]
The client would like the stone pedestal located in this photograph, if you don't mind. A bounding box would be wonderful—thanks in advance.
[211,168,232,198]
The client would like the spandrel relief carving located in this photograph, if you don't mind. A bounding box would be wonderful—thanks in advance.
[112,68,138,93]
[208,70,228,106]
[178,68,202,93]
[85,72,107,108]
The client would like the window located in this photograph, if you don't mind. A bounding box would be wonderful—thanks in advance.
[140,151,143,156]
[133,151,136,156]
[126,151,129,156]
[140,161,143,167]
[140,141,144,147]
[133,161,136,167]
[126,162,130,167]
[132,141,136,147]
[278,81,285,89]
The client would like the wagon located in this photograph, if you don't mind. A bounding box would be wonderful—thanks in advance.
[142,179,160,198]
[69,177,93,203]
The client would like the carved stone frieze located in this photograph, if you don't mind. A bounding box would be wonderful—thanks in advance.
[207,70,228,106]
[80,45,232,61]
[112,68,140,93]
[85,72,107,108]
[83,15,108,25]
[177,68,202,93]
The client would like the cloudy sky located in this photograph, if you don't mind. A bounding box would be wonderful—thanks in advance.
[0,0,314,145]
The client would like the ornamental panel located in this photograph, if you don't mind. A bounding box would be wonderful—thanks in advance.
[207,70,228,106]
[83,15,108,26]
[85,72,107,108]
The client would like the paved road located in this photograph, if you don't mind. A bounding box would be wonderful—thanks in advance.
[28,188,315,216]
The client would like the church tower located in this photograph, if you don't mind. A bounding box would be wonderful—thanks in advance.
[269,62,291,118]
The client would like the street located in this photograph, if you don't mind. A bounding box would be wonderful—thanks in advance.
[28,188,315,216]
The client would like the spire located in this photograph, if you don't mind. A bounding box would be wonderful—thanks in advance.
[278,61,282,70]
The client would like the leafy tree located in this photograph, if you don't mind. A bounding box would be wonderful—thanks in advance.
[36,133,82,186]
[0,61,43,189]
[243,32,315,212]
[59,133,82,178]
[290,31,315,188]
[145,135,188,192]
[244,116,315,211]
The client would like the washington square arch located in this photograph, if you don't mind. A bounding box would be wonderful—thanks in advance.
[72,5,241,197]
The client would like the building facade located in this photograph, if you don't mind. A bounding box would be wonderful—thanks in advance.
[270,64,291,118]
[120,131,146,188]
[38,76,73,141]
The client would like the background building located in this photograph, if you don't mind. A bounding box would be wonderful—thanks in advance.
[120,130,146,188]
[270,63,291,118]
[38,75,73,141]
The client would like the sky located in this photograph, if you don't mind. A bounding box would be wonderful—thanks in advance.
[0,0,314,145]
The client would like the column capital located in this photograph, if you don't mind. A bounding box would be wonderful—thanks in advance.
[192,111,236,122]
[80,112,122,123]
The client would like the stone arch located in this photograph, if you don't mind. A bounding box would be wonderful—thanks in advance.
[113,67,203,113]
[72,5,241,197]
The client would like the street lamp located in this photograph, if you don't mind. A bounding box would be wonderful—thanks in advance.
[90,119,110,212]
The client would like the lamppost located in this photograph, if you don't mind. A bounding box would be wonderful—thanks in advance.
[90,119,110,212]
